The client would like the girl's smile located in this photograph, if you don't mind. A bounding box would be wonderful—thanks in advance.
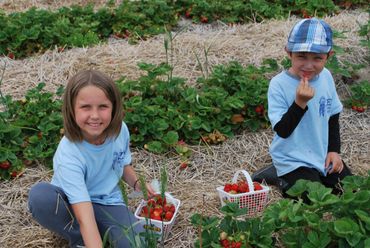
[74,85,113,145]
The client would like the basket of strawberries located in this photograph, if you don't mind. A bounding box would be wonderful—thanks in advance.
[134,192,180,240]
[216,170,269,216]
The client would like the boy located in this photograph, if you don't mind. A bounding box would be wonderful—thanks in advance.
[267,18,352,199]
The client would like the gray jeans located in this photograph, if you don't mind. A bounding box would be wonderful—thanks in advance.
[28,182,143,248]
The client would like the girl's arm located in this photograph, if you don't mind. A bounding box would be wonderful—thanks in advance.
[71,202,102,248]
[122,165,155,195]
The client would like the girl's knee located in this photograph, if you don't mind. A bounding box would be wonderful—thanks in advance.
[28,182,61,213]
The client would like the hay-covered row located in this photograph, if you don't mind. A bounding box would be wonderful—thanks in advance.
[0,9,369,248]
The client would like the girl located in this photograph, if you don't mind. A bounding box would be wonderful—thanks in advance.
[28,69,155,248]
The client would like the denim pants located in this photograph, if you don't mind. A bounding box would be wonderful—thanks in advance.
[28,182,143,248]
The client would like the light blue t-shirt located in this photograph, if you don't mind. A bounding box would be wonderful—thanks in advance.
[268,68,342,176]
[51,122,131,205]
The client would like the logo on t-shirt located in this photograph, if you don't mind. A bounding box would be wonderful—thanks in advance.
[112,150,126,170]
[319,97,326,117]
[319,97,333,117]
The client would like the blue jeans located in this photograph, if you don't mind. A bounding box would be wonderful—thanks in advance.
[28,182,143,248]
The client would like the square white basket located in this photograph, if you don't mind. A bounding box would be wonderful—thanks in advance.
[216,170,269,217]
[134,192,180,240]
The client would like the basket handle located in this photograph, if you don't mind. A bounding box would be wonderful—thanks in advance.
[232,170,255,192]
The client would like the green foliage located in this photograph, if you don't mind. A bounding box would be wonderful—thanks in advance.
[0,1,178,58]
[0,82,63,179]
[1,1,368,58]
[358,10,370,50]
[191,173,370,248]
[345,80,370,109]
[0,58,272,179]
[118,61,271,153]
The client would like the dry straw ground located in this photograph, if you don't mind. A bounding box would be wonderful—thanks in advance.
[0,1,369,247]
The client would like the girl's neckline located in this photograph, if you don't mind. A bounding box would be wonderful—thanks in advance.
[83,137,109,148]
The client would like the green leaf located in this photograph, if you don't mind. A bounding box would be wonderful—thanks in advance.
[365,238,370,248]
[145,141,165,153]
[346,232,363,247]
[220,202,247,217]
[353,190,370,204]
[152,118,169,131]
[334,217,359,236]
[162,131,178,145]
[342,191,355,204]
[305,231,331,248]
[303,212,320,227]
[286,179,308,197]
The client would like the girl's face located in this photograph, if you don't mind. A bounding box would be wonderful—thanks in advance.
[74,85,113,145]
[287,52,331,80]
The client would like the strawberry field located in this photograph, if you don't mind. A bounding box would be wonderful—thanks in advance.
[0,1,369,247]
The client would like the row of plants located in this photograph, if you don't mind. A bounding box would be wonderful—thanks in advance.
[1,0,369,58]
[191,172,370,248]
[1,56,368,180]
[0,12,369,180]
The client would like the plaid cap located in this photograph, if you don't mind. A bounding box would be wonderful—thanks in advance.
[286,18,333,53]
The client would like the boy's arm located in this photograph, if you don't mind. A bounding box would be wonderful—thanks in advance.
[71,202,102,248]
[273,102,307,138]
[328,113,340,153]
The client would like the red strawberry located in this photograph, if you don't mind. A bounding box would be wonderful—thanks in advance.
[253,182,263,191]
[255,105,264,115]
[147,199,156,207]
[7,52,15,59]
[0,161,11,170]
[140,206,150,218]
[224,183,232,192]
[237,181,249,193]
[11,171,19,178]
[164,211,174,221]
[301,10,311,18]
[230,184,238,192]
[154,195,166,206]
[180,162,188,170]
[169,204,176,213]
[163,203,171,212]
[356,107,365,113]
[220,239,229,247]
[200,16,208,23]
[151,209,163,221]
[185,8,192,18]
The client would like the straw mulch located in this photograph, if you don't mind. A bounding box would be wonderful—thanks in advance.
[0,3,369,247]
[0,0,113,13]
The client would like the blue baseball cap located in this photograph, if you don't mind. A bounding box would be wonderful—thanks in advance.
[286,18,333,53]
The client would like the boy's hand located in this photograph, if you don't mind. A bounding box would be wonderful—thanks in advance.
[325,152,343,174]
[295,76,314,109]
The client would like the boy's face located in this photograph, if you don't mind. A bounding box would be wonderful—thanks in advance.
[287,51,333,80]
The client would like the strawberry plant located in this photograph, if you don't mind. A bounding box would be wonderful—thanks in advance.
[1,64,63,179]
[191,202,275,247]
[118,60,272,154]
[192,172,370,248]
[346,80,370,112]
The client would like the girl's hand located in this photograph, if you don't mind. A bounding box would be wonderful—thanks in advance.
[144,182,156,197]
[325,152,343,174]
[134,181,155,197]
[295,76,314,109]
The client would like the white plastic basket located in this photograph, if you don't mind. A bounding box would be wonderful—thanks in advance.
[134,192,180,240]
[216,170,269,217]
